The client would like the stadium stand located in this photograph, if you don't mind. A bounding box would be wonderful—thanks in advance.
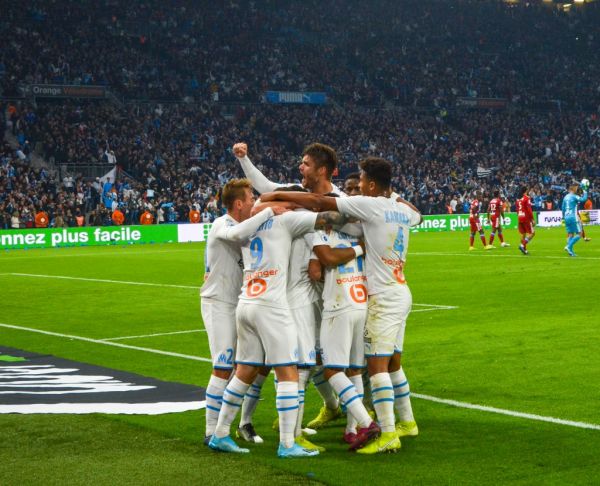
[1,0,599,226]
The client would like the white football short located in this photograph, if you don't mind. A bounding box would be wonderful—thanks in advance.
[364,285,412,357]
[200,298,237,370]
[235,303,299,367]
[320,308,367,369]
[313,299,323,353]
[290,303,319,366]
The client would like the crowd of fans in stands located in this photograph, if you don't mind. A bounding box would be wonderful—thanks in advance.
[2,1,600,109]
[1,0,600,228]
[2,99,599,228]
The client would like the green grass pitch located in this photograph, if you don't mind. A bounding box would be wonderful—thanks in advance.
[1,226,599,485]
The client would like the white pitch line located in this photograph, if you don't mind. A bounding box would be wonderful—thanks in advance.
[0,323,212,363]
[2,321,598,431]
[0,247,199,260]
[412,251,600,261]
[411,308,457,313]
[103,329,206,341]
[2,273,457,312]
[412,393,600,431]
[5,273,199,290]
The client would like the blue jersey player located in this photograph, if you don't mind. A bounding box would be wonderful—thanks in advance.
[562,182,588,257]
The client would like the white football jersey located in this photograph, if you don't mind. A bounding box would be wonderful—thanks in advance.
[336,196,421,295]
[239,211,317,308]
[287,235,321,309]
[200,209,274,304]
[313,229,368,318]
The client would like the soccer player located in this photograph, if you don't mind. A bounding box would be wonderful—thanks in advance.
[311,209,381,450]
[562,183,588,257]
[234,142,343,196]
[200,179,284,445]
[469,192,493,251]
[262,157,423,454]
[208,205,346,457]
[344,172,361,196]
[234,142,343,429]
[487,190,510,248]
[516,186,535,255]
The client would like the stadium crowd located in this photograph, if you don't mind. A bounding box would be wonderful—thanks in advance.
[2,0,600,109]
[1,0,600,228]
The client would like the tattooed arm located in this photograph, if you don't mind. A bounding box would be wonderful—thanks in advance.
[314,211,348,229]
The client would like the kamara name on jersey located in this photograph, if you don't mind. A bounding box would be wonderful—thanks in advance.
[245,268,279,280]
[384,210,411,225]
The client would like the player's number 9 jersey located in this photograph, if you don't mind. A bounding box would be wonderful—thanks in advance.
[239,211,317,308]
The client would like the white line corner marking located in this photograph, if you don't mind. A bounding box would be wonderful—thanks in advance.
[0,323,212,363]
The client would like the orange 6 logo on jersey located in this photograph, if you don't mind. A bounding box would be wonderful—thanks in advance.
[246,278,267,297]
[393,267,406,284]
[349,283,368,303]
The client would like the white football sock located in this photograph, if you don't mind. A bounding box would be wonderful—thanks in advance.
[205,375,228,437]
[295,368,311,437]
[312,366,339,410]
[390,368,414,422]
[346,374,365,433]
[329,372,371,429]
[214,376,250,439]
[276,380,299,448]
[370,372,395,433]
[240,373,266,427]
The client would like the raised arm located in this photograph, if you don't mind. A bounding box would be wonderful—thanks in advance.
[213,207,274,243]
[233,143,279,194]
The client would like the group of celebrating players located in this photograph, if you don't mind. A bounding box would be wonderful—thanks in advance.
[199,141,591,459]
[200,142,421,457]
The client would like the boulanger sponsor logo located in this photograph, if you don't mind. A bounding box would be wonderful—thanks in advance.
[0,347,205,414]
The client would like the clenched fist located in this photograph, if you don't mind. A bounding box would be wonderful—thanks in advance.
[232,142,248,158]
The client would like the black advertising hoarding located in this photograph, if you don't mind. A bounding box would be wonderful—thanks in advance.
[29,84,107,99]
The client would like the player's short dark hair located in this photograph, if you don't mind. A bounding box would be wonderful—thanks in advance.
[493,190,500,198]
[345,172,360,182]
[359,157,392,189]
[519,186,528,197]
[222,178,252,210]
[275,185,307,193]
[303,143,338,178]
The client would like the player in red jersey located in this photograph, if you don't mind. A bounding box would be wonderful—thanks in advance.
[516,186,535,255]
[487,190,510,248]
[469,192,493,250]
